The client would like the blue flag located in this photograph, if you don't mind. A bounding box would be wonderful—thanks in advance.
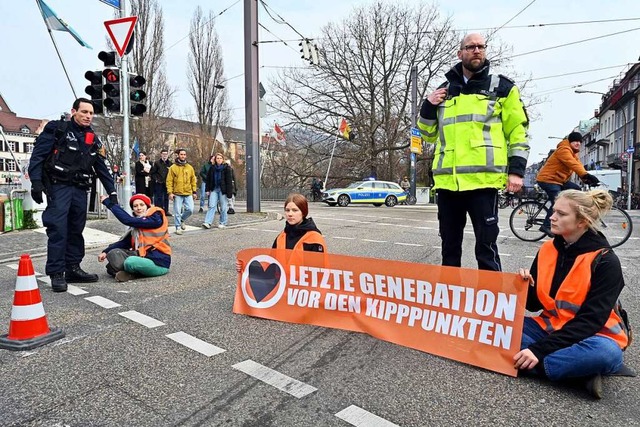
[98,0,121,9]
[132,138,140,157]
[36,0,92,49]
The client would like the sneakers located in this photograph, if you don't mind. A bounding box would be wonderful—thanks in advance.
[584,374,603,399]
[218,223,227,229]
[539,225,554,238]
[227,208,235,215]
[115,270,136,282]
[65,265,99,283]
[202,222,211,229]
[50,272,67,293]
[180,223,186,230]
[198,207,204,213]
[175,228,184,235]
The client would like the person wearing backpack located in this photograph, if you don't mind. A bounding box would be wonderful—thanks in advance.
[28,98,117,293]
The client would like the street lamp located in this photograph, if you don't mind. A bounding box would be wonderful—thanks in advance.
[575,89,633,210]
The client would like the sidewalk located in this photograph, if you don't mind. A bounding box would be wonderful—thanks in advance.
[0,208,278,264]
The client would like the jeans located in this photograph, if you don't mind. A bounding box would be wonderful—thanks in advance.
[200,182,206,208]
[537,181,581,228]
[173,194,194,229]
[204,188,228,226]
[520,317,623,380]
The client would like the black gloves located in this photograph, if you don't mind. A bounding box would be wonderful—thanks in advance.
[31,180,45,204]
[583,173,600,186]
[109,192,118,205]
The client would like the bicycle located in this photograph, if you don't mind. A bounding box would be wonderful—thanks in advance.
[508,185,633,248]
[498,190,520,209]
[400,190,417,205]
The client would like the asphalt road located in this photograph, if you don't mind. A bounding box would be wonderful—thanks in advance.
[1,201,638,426]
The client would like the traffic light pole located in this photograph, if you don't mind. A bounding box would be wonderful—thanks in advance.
[244,0,260,212]
[410,65,417,199]
[120,0,132,212]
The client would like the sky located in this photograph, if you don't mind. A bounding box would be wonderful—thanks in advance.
[1,0,639,163]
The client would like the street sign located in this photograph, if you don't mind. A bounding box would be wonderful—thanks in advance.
[627,146,635,153]
[410,127,422,154]
[621,153,630,160]
[104,16,137,57]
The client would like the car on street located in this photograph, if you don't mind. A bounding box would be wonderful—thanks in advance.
[322,180,407,207]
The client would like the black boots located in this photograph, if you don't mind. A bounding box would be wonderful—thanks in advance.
[50,273,67,293]
[65,265,99,283]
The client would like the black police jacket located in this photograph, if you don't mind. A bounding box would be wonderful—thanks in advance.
[28,119,116,194]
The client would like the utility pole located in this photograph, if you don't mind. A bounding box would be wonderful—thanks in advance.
[244,0,260,212]
[120,0,132,212]
[410,65,418,199]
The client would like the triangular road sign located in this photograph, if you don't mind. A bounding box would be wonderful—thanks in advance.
[104,16,137,57]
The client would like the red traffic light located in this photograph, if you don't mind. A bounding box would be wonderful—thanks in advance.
[103,69,119,83]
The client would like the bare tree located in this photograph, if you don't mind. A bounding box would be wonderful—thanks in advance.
[187,6,230,161]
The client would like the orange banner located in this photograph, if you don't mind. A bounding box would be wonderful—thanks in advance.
[233,248,528,376]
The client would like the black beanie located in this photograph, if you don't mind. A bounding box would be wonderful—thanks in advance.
[568,132,582,142]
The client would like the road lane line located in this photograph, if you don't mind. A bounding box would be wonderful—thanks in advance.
[166,331,226,357]
[335,405,399,427]
[232,359,317,398]
[6,264,18,270]
[362,239,387,243]
[67,285,89,296]
[498,253,512,257]
[38,276,51,285]
[332,236,355,240]
[525,255,535,259]
[84,296,121,309]
[394,242,423,247]
[119,310,165,328]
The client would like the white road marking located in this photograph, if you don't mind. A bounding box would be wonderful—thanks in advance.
[394,242,423,247]
[332,236,355,240]
[498,253,512,257]
[335,405,399,427]
[6,264,18,270]
[166,331,226,357]
[84,296,121,309]
[525,255,536,259]
[362,239,387,243]
[232,359,317,398]
[119,310,165,328]
[67,285,89,296]
[38,276,51,285]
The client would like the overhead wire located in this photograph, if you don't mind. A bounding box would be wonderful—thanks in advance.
[530,64,633,81]
[535,74,618,96]
[488,0,537,37]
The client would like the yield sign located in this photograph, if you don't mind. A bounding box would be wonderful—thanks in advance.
[104,16,137,57]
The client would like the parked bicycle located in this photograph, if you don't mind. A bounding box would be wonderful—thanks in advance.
[498,190,520,209]
[400,190,417,205]
[509,184,633,248]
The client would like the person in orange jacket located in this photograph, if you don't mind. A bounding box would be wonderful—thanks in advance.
[536,132,600,236]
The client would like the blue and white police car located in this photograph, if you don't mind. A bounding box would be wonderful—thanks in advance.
[322,180,407,207]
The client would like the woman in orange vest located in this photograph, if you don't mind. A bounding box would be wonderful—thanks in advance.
[515,189,630,398]
[98,193,171,282]
[236,193,326,272]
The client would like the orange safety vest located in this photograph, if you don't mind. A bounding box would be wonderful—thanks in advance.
[274,230,327,268]
[131,206,171,257]
[534,241,628,349]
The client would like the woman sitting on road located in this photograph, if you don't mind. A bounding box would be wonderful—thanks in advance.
[98,193,171,282]
[515,189,630,398]
[236,193,326,272]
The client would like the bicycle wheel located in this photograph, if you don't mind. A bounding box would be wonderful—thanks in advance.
[600,206,633,248]
[406,194,417,205]
[509,201,548,242]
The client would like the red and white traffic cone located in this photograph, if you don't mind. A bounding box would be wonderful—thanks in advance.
[0,254,65,351]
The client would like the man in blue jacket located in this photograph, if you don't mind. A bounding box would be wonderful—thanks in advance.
[28,98,117,292]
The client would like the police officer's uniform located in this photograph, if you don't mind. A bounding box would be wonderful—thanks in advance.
[28,118,116,291]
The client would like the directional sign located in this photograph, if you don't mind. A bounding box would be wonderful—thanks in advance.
[627,146,635,153]
[104,16,137,57]
[410,127,422,154]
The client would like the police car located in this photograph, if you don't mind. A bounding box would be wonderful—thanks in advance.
[322,180,407,207]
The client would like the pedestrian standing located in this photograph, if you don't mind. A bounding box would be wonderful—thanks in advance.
[202,153,233,229]
[417,33,530,271]
[226,159,237,214]
[150,148,172,216]
[135,152,152,199]
[198,156,213,213]
[166,148,197,235]
[28,98,117,292]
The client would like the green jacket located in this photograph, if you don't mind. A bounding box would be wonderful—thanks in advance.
[418,61,530,191]
[166,162,197,196]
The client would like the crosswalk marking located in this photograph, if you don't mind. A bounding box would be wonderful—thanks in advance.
[119,310,165,328]
[166,331,226,357]
[232,359,317,398]
[84,295,121,309]
[67,285,89,296]
[394,242,423,247]
[335,405,399,427]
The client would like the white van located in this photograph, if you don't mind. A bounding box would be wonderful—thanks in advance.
[588,169,622,191]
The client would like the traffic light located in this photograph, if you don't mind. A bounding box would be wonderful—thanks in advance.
[309,42,319,65]
[84,70,103,114]
[102,68,121,113]
[299,39,310,60]
[129,74,147,116]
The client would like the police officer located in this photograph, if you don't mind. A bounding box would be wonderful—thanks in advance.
[418,33,530,271]
[28,98,117,292]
